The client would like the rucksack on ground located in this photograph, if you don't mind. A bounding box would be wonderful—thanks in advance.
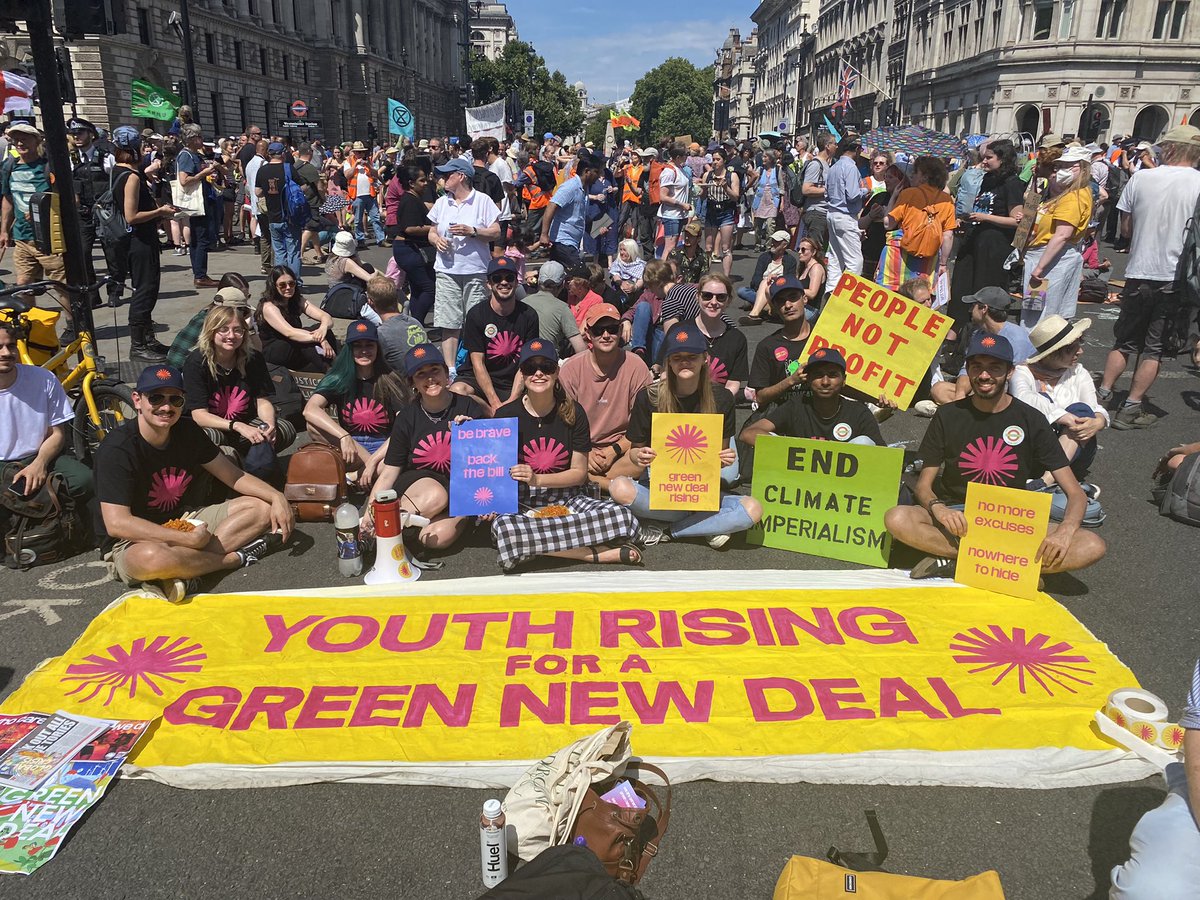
[321,280,366,319]
[282,163,311,233]
[1156,451,1200,526]
[0,463,87,570]
[284,442,347,521]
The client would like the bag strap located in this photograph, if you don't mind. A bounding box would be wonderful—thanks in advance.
[628,761,672,882]
[827,809,889,872]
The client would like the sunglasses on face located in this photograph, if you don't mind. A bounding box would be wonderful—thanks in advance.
[276,280,296,288]
[699,290,728,301]
[520,361,556,376]
[590,321,621,336]
[489,273,517,284]
[144,393,185,409]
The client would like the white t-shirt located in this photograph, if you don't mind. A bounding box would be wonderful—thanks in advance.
[0,365,74,460]
[658,164,686,220]
[1118,165,1200,281]
[426,189,501,276]
[489,157,514,221]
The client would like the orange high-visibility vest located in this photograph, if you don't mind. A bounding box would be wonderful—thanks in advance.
[648,159,665,204]
[345,157,376,200]
[521,164,550,210]
[622,164,644,204]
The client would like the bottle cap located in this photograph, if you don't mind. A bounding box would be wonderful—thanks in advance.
[483,799,502,817]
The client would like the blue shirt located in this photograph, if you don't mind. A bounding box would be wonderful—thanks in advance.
[957,323,1038,377]
[825,156,865,216]
[549,175,587,248]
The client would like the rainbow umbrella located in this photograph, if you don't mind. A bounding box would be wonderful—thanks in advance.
[862,124,967,158]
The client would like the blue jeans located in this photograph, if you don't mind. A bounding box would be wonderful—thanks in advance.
[393,241,436,324]
[737,286,757,307]
[622,480,755,539]
[629,300,664,361]
[1056,401,1099,477]
[1110,763,1199,898]
[269,221,301,281]
[352,195,385,244]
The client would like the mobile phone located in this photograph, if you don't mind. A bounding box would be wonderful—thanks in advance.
[7,476,27,498]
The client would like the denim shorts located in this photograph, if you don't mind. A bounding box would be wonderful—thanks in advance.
[659,216,684,237]
[705,206,736,228]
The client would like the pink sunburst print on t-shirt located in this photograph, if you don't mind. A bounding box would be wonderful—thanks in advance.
[412,430,452,472]
[487,330,524,362]
[523,437,569,473]
[210,385,250,420]
[707,357,729,385]
[148,467,193,511]
[959,436,1019,485]
[343,398,390,434]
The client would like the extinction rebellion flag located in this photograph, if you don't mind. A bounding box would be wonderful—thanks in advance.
[131,78,181,121]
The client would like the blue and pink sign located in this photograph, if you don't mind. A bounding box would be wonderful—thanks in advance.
[449,418,519,517]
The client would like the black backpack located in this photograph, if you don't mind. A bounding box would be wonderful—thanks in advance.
[93,168,133,247]
[474,845,644,900]
[1104,161,1128,199]
[1155,452,1200,526]
[1,463,87,570]
[472,165,505,205]
[321,280,366,319]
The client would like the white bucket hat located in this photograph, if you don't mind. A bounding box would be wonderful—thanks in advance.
[332,231,358,258]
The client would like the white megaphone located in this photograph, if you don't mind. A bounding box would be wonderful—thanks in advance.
[364,490,429,585]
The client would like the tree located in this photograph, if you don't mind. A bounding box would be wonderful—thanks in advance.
[471,41,584,139]
[629,58,714,144]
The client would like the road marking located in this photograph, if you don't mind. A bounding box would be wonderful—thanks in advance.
[0,597,86,626]
[37,560,113,591]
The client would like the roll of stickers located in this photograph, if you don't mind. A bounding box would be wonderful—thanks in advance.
[1103,688,1186,751]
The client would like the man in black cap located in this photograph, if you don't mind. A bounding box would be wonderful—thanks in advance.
[67,117,116,301]
[461,256,539,413]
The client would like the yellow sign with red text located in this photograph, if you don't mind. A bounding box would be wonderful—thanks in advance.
[806,272,952,410]
[649,412,722,511]
[955,483,1052,599]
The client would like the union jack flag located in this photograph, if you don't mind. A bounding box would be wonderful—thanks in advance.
[833,60,859,113]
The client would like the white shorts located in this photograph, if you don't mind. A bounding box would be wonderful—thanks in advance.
[433,272,488,330]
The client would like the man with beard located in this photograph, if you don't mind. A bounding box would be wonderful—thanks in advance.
[884,332,1106,579]
[460,256,538,413]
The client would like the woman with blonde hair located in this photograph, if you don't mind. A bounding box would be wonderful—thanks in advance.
[182,305,295,481]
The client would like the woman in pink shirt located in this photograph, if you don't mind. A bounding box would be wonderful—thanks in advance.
[565,262,605,329]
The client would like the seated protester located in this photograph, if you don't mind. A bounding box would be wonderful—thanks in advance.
[747,275,813,410]
[1155,440,1200,480]
[368,344,481,552]
[461,256,540,413]
[303,319,409,488]
[938,286,1036,404]
[558,303,653,490]
[609,239,646,309]
[610,324,762,548]
[622,258,673,363]
[741,235,825,324]
[182,306,296,482]
[366,274,428,375]
[741,347,884,447]
[256,265,337,372]
[167,276,257,369]
[491,339,643,571]
[735,230,797,316]
[94,365,293,603]
[0,322,93,506]
[326,230,375,285]
[520,261,586,356]
[666,220,708,286]
[1010,315,1107,524]
[897,275,950,418]
[1108,659,1200,899]
[661,279,736,334]
[883,333,1107,579]
[565,263,606,329]
[692,273,748,400]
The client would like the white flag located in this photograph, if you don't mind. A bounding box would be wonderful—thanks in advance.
[465,100,506,141]
[0,71,36,114]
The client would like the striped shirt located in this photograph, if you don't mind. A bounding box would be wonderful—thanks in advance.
[1181,659,1200,730]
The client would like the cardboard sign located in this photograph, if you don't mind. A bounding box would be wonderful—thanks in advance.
[806,272,952,410]
[748,436,902,567]
[649,413,722,511]
[449,417,519,517]
[955,483,1052,599]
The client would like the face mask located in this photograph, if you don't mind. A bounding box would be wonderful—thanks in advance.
[1054,168,1076,185]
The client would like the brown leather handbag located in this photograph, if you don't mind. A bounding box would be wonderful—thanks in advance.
[284,442,347,521]
[568,762,671,885]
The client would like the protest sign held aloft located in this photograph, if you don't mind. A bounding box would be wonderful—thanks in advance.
[956,482,1052,599]
[748,436,902,567]
[449,418,519,517]
[649,413,722,512]
[806,272,952,410]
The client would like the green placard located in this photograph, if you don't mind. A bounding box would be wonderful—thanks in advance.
[747,436,903,567]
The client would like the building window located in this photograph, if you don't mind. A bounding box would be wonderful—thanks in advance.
[282,54,289,82]
[234,40,243,70]
[1153,0,1189,38]
[239,96,247,131]
[260,47,268,77]
[1031,1,1053,39]
[210,92,220,134]
[248,0,257,14]
[205,32,215,63]
[136,7,151,45]
[338,64,344,89]
[302,59,308,85]
[1058,0,1075,37]
[1096,0,1126,36]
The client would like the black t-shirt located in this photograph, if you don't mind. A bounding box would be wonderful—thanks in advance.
[496,397,592,474]
[918,397,1069,504]
[661,285,735,331]
[325,376,404,439]
[255,161,288,221]
[463,300,540,396]
[383,393,476,475]
[627,385,736,446]
[396,191,431,246]
[765,394,883,444]
[964,171,1025,241]
[236,142,257,173]
[116,167,159,243]
[749,329,810,396]
[93,418,220,551]
[182,350,273,425]
[704,325,748,387]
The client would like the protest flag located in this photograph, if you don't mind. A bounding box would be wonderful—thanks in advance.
[0,71,35,114]
[388,98,415,140]
[822,114,841,143]
[131,78,181,121]
[609,109,640,130]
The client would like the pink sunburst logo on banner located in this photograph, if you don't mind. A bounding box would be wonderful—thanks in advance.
[59,636,207,706]
[474,486,494,506]
[664,423,709,465]
[950,625,1095,696]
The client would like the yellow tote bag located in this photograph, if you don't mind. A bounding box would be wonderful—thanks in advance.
[773,856,1006,899]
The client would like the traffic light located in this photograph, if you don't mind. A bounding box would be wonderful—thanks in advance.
[55,46,76,105]
[459,86,472,107]
[63,0,127,37]
[367,121,377,144]
[172,80,190,108]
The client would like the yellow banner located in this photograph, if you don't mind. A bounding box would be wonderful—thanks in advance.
[806,272,952,410]
[956,483,1052,599]
[649,413,722,511]
[0,572,1137,785]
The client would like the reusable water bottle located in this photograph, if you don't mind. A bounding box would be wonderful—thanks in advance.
[334,502,362,577]
[479,798,508,888]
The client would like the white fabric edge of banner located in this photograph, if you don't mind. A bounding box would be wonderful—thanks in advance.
[122,747,1155,791]
[234,568,957,599]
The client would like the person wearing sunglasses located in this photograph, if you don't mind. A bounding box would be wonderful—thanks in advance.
[93,365,293,603]
[610,324,761,549]
[460,256,540,414]
[691,274,748,402]
[491,340,643,571]
[255,265,337,372]
[558,304,653,491]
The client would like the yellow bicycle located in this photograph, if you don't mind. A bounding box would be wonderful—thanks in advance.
[0,277,134,462]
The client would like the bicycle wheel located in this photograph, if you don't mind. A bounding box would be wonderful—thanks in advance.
[73,380,135,462]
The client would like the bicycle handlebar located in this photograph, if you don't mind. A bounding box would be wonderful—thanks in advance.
[0,277,111,299]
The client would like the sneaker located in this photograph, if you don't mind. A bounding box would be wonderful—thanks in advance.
[153,577,200,603]
[236,531,285,567]
[706,533,731,550]
[870,403,894,424]
[1080,482,1101,501]
[913,399,938,418]
[1111,403,1158,430]
[639,524,673,547]
[910,556,956,579]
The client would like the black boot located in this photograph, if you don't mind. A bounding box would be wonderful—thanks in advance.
[144,323,171,355]
[130,325,167,363]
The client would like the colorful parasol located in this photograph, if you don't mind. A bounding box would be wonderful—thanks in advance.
[862,124,967,158]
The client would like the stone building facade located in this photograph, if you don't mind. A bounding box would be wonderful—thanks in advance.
[749,0,819,137]
[812,0,896,133]
[713,27,759,141]
[468,2,518,62]
[1,0,466,143]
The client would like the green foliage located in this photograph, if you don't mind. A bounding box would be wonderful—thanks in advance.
[471,41,584,138]
[629,58,715,143]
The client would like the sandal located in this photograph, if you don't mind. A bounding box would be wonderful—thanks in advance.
[618,543,644,567]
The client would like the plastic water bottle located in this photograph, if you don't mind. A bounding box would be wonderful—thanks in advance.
[334,502,362,577]
[479,799,508,888]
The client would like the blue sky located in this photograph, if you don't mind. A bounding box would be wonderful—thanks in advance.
[501,1,753,104]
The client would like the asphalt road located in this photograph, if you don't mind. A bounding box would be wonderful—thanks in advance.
[2,235,1198,899]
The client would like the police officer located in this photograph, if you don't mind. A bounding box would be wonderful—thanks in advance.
[68,117,117,305]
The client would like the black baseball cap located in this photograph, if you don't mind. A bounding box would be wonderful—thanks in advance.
[135,365,185,393]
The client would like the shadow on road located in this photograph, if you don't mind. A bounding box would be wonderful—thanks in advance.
[0,666,11,693]
[1086,783,1163,899]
